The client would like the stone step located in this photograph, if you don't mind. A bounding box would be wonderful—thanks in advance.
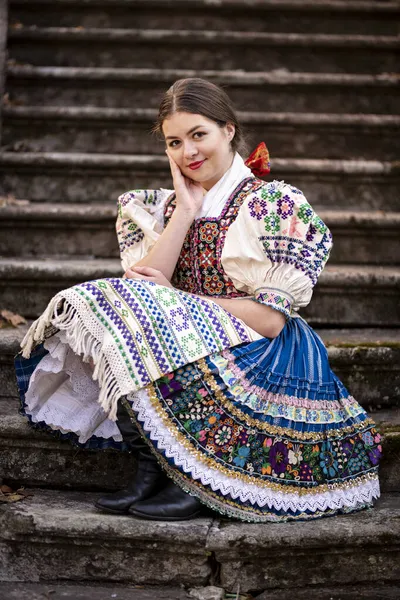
[7,27,400,74]
[9,0,400,35]
[255,584,400,600]
[0,397,398,493]
[2,326,400,409]
[6,66,400,115]
[3,107,400,161]
[3,584,400,600]
[1,152,399,210]
[0,583,192,600]
[0,259,399,326]
[0,202,119,260]
[1,203,399,267]
[0,488,214,587]
[0,399,135,492]
[0,488,399,593]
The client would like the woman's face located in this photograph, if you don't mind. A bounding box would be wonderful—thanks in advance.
[162,112,235,191]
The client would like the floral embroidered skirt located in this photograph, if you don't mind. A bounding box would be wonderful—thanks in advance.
[15,279,382,523]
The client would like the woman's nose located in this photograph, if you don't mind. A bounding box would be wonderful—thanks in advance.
[183,141,198,158]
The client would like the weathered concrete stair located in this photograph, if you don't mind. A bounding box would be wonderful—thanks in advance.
[6,66,400,114]
[0,489,399,593]
[0,583,192,600]
[8,27,400,74]
[0,259,399,325]
[0,399,135,492]
[1,204,400,266]
[1,152,399,209]
[9,0,400,35]
[3,107,400,160]
[2,584,400,600]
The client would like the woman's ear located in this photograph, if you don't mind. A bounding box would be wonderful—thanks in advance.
[226,122,236,142]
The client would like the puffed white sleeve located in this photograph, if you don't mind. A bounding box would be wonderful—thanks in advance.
[116,188,174,272]
[221,181,333,319]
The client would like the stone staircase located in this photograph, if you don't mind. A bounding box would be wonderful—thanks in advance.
[0,0,399,597]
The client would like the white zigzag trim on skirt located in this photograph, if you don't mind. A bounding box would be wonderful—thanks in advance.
[128,389,380,514]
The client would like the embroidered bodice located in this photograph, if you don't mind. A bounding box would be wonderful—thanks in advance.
[163,177,263,298]
[116,179,333,319]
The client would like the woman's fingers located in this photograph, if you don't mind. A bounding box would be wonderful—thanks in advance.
[166,150,178,173]
[124,268,149,279]
[125,266,162,282]
[124,269,135,278]
[166,150,186,186]
[132,266,161,277]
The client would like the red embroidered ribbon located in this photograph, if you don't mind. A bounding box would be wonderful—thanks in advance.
[245,142,271,177]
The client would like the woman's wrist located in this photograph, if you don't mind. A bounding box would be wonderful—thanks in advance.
[172,205,197,225]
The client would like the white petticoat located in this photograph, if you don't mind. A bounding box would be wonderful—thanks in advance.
[24,331,121,444]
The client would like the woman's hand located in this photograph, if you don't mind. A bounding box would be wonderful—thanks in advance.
[123,265,173,288]
[166,150,205,217]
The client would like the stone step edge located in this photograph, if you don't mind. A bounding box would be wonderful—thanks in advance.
[4,105,400,128]
[0,583,191,600]
[8,0,400,14]
[1,152,398,176]
[2,203,400,230]
[0,258,399,287]
[1,488,399,551]
[7,65,400,87]
[8,27,400,48]
[2,584,400,600]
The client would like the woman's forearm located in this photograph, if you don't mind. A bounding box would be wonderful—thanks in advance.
[206,297,286,339]
[132,208,194,281]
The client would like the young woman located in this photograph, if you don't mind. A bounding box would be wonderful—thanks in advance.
[15,78,382,523]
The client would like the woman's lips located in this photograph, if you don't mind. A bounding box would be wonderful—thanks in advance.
[188,159,206,170]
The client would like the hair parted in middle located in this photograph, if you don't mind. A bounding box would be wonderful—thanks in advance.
[152,78,248,155]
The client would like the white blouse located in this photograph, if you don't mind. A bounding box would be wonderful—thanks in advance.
[116,178,333,320]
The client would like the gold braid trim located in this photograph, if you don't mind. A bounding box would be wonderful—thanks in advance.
[124,399,373,522]
[145,383,379,497]
[197,358,378,440]
[160,459,376,523]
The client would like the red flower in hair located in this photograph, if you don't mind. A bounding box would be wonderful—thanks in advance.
[245,142,271,177]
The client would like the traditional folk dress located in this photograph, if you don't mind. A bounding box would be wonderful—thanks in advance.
[15,152,382,523]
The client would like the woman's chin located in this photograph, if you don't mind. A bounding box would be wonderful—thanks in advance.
[184,171,206,183]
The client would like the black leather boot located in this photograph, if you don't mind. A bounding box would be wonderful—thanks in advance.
[94,399,167,515]
[128,480,203,521]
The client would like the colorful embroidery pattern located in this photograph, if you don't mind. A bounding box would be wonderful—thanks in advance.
[151,317,382,485]
[255,289,293,315]
[153,366,380,484]
[164,177,264,298]
[19,278,257,420]
[244,184,333,287]
[127,326,381,522]
[117,220,144,255]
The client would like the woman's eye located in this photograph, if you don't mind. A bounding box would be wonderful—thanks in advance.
[168,140,180,148]
[194,132,205,139]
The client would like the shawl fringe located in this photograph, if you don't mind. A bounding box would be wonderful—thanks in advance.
[20,293,123,421]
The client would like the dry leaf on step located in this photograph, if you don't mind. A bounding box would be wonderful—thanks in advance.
[0,486,34,504]
[0,195,30,207]
[0,309,27,328]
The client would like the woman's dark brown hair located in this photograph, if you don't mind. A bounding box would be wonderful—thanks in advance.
[152,78,248,155]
